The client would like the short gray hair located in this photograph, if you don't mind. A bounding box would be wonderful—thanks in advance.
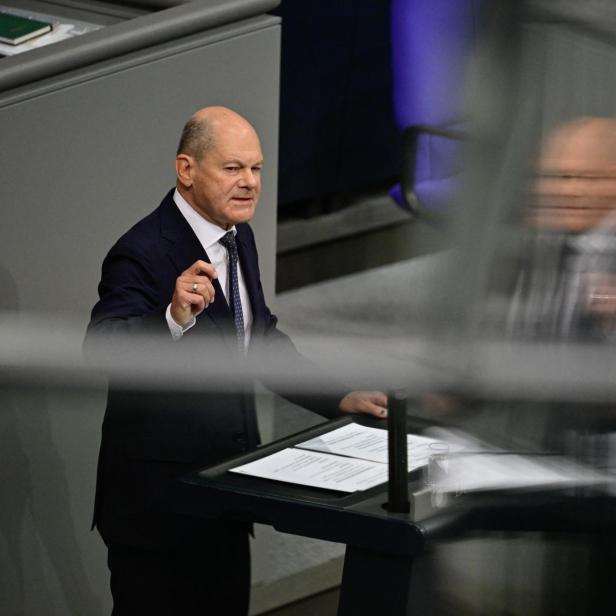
[176,115,214,159]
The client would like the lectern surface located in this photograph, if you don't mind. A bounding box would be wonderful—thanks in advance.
[175,414,616,616]
[176,413,616,549]
[174,415,463,557]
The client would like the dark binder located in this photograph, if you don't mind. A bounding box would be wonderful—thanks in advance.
[0,13,52,46]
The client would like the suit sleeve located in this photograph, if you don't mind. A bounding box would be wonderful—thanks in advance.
[258,311,349,419]
[85,240,169,344]
[236,224,348,418]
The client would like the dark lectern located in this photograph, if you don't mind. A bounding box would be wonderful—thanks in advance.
[172,413,460,616]
[172,402,616,616]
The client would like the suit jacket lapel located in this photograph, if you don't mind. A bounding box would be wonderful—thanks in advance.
[158,192,235,343]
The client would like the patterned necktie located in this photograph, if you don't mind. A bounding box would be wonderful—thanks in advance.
[219,231,245,351]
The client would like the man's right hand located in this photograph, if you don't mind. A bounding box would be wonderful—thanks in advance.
[170,260,218,326]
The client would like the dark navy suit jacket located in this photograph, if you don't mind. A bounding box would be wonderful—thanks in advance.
[87,190,343,551]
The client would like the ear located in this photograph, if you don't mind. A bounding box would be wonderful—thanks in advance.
[176,154,194,188]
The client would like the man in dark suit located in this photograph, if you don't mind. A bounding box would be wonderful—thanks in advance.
[87,106,388,615]
[509,117,616,340]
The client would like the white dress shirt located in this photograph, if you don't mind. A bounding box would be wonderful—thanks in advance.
[165,189,253,346]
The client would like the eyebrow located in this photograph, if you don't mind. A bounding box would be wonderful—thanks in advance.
[223,159,264,166]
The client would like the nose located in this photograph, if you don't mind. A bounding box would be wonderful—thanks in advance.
[239,168,258,189]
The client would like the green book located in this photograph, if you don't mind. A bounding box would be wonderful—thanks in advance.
[0,12,52,45]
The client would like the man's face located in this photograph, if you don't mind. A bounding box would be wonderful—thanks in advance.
[181,122,263,229]
[530,120,616,233]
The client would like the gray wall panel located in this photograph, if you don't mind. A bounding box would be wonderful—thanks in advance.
[0,1,280,91]
[1,15,280,616]
[1,19,280,318]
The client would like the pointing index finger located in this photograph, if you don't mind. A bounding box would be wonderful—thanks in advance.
[191,260,217,280]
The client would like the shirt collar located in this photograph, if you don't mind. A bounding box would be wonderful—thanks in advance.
[173,188,236,251]
[572,210,616,256]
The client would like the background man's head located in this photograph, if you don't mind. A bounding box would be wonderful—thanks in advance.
[175,106,263,230]
[531,117,616,233]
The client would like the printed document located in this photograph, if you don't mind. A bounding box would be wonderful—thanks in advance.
[296,422,442,469]
[230,447,389,492]
[230,423,444,492]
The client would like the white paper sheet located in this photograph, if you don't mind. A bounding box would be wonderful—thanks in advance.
[230,447,389,493]
[296,423,444,470]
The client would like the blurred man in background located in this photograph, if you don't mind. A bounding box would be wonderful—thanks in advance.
[510,117,616,339]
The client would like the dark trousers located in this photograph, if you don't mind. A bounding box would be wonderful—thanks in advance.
[107,534,250,616]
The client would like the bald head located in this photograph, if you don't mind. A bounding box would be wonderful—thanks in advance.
[540,117,616,177]
[177,106,259,161]
[175,106,264,229]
